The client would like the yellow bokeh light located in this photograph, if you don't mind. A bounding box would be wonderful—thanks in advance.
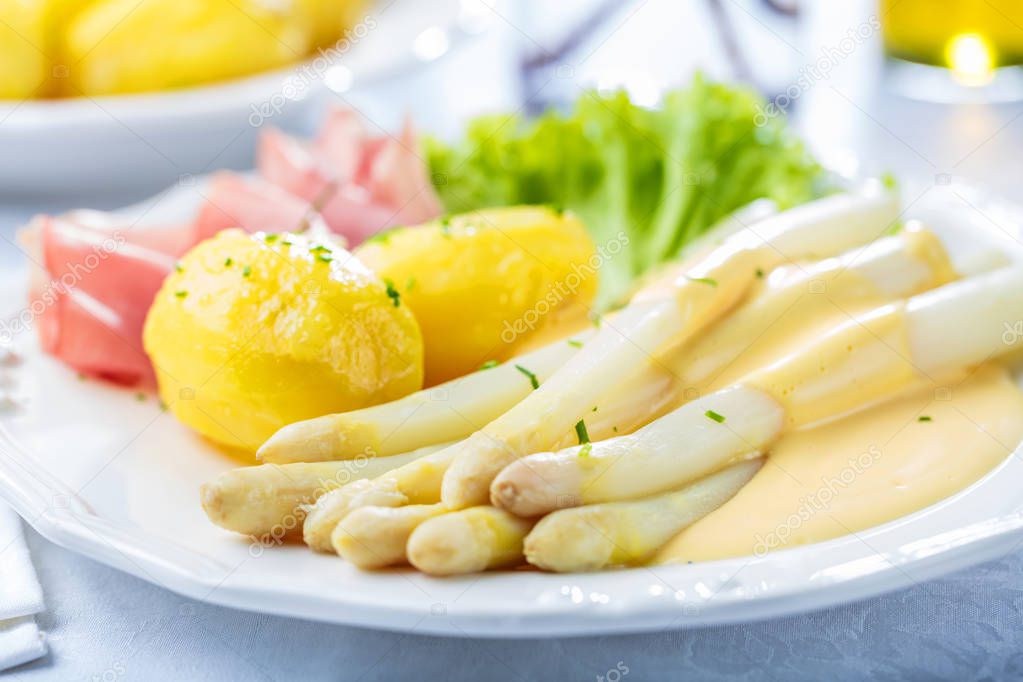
[946,33,996,86]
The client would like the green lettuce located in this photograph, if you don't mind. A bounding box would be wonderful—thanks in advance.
[426,75,826,309]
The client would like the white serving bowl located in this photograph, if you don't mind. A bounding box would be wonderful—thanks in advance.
[0,0,488,202]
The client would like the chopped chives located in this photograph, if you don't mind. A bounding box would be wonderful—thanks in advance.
[384,279,401,307]
[515,364,539,389]
[575,419,590,445]
[705,409,726,423]
[918,415,932,422]
[478,360,500,371]
[686,276,718,287]
[567,339,584,348]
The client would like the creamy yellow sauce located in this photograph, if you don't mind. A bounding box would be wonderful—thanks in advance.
[646,229,1023,563]
[657,364,1023,563]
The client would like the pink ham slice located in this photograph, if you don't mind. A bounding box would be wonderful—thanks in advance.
[25,212,198,385]
[257,108,442,244]
[193,172,329,240]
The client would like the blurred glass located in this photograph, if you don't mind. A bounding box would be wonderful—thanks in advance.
[880,0,1023,100]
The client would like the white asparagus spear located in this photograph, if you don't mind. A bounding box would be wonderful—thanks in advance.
[200,443,446,537]
[494,266,1023,515]
[332,503,449,569]
[300,366,677,552]
[258,335,588,464]
[407,507,534,576]
[493,386,782,516]
[303,453,450,552]
[442,190,900,508]
[525,460,762,572]
[666,227,958,391]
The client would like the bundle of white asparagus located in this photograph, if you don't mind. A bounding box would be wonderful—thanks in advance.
[201,187,1023,575]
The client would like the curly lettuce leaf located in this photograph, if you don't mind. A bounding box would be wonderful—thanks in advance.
[426,76,825,309]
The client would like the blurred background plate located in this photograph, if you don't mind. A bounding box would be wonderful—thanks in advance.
[0,0,488,203]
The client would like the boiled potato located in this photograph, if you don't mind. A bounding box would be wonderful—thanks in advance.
[0,0,48,99]
[143,229,424,454]
[355,206,598,385]
[65,0,312,95]
[297,0,367,48]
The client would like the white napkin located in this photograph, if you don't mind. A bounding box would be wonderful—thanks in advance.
[0,504,46,671]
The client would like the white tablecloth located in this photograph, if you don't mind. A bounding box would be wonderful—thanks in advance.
[9,525,1023,681]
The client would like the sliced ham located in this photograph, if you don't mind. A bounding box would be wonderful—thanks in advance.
[257,108,443,243]
[24,213,198,385]
[193,172,330,240]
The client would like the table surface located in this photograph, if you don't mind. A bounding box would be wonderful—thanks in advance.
[5,1,1023,679]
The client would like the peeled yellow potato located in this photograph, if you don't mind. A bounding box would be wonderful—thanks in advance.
[143,229,424,454]
[355,207,598,385]
[65,0,312,95]
[297,0,367,48]
[0,0,48,99]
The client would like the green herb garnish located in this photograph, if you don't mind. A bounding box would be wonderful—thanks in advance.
[575,419,590,445]
[224,257,233,267]
[264,234,279,243]
[578,443,592,458]
[705,409,726,423]
[478,360,500,371]
[174,290,188,298]
[384,279,401,307]
[918,415,932,422]
[515,364,539,389]
[755,268,764,279]
[686,276,718,287]
[567,339,584,348]
[317,253,333,264]
[242,265,252,278]
[174,262,184,273]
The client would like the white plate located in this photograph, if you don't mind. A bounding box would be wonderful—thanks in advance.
[2,182,1023,637]
[0,0,486,201]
